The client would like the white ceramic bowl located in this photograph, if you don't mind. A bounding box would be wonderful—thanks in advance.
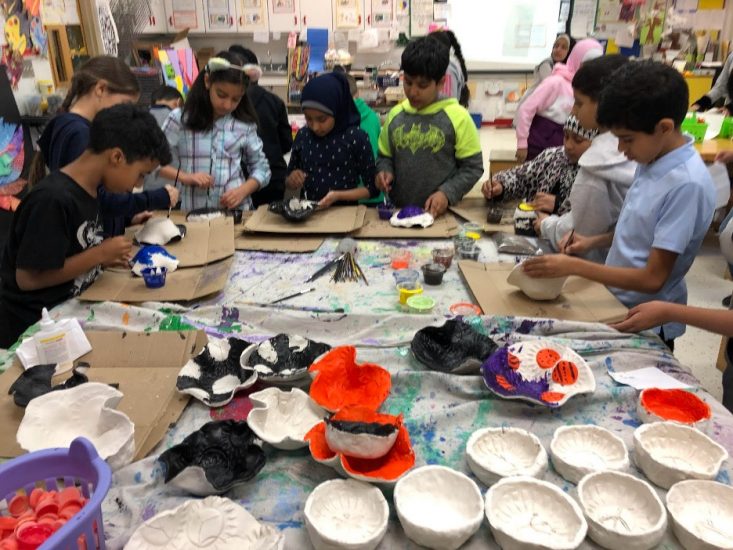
[633,422,728,489]
[394,465,483,550]
[125,496,284,549]
[666,479,733,550]
[507,262,567,301]
[304,479,389,550]
[550,425,629,484]
[485,476,587,550]
[577,471,667,550]
[466,427,548,485]
[17,382,135,471]
[247,387,326,450]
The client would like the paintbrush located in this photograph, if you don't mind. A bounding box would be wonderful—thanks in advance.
[169,165,181,218]
[563,229,575,254]
[270,287,316,304]
[306,254,344,283]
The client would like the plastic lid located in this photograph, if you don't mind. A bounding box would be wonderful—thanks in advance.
[38,308,54,330]
[406,295,436,311]
[15,523,53,550]
[518,202,535,212]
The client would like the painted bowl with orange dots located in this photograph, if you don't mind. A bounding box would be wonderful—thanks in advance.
[637,388,712,430]
[481,339,595,407]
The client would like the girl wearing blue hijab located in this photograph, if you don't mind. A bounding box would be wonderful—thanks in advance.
[286,72,377,206]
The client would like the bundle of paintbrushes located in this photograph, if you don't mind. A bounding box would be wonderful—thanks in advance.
[331,252,368,285]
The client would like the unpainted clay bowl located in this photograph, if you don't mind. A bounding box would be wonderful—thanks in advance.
[633,421,728,489]
[485,476,587,550]
[466,427,548,485]
[394,465,484,550]
[246,387,326,450]
[637,388,711,429]
[124,495,284,549]
[158,420,265,496]
[577,470,667,550]
[550,425,629,484]
[507,262,567,301]
[176,337,257,407]
[308,347,391,413]
[411,319,498,374]
[130,245,179,277]
[16,382,135,471]
[324,406,401,459]
[242,333,330,384]
[134,217,186,246]
[666,480,733,550]
[304,479,389,550]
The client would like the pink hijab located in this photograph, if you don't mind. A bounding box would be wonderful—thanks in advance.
[552,38,604,81]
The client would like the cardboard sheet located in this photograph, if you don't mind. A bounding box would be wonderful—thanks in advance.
[235,228,324,252]
[129,216,235,267]
[0,330,207,460]
[458,261,627,323]
[352,209,460,239]
[79,257,233,303]
[450,197,517,233]
[243,204,367,234]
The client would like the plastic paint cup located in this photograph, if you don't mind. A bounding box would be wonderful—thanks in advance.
[458,241,479,261]
[431,247,454,269]
[392,269,419,286]
[141,266,167,289]
[396,282,423,305]
[421,263,446,286]
[391,250,412,270]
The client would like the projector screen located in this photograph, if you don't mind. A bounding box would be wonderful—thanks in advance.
[446,0,564,71]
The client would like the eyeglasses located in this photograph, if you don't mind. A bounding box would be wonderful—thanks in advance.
[206,57,257,75]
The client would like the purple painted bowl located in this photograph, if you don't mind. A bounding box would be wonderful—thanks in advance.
[481,347,555,407]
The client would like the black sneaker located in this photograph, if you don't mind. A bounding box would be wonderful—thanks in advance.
[724,295,732,308]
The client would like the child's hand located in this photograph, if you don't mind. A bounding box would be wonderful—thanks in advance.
[318,191,339,209]
[559,231,592,255]
[164,184,179,207]
[375,171,394,193]
[533,211,548,236]
[99,236,132,267]
[609,301,672,333]
[481,179,503,200]
[220,185,248,210]
[531,192,556,213]
[286,170,307,189]
[715,150,733,164]
[183,172,213,187]
[424,190,449,218]
[522,254,575,278]
[515,148,528,163]
[130,211,153,226]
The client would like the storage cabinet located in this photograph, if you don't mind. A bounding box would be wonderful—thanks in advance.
[365,0,393,28]
[204,0,238,33]
[164,0,207,33]
[236,0,269,32]
[140,3,168,34]
[301,0,333,30]
[268,0,301,32]
[332,0,363,30]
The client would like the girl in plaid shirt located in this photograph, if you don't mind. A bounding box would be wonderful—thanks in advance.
[159,51,271,212]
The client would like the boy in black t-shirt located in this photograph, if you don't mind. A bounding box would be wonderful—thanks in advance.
[0,104,173,347]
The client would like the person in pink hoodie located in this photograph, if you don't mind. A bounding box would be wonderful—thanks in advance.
[514,38,604,162]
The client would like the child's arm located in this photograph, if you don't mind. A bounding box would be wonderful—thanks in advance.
[318,187,370,208]
[221,126,271,209]
[285,131,307,190]
[16,237,131,291]
[375,111,396,193]
[611,301,733,336]
[522,247,678,294]
[485,148,555,201]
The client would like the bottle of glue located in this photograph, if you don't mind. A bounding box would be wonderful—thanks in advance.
[33,308,71,364]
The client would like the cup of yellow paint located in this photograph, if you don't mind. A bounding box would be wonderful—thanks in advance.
[396,282,423,305]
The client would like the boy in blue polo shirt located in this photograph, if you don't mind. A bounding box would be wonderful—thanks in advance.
[523,61,715,350]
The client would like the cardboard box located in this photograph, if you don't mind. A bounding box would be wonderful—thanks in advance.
[79,257,233,303]
[352,209,460,239]
[235,230,324,252]
[450,197,518,233]
[243,204,367,234]
[128,216,235,267]
[458,261,628,324]
[0,330,207,460]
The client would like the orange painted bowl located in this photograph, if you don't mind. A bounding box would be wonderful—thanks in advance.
[637,388,711,429]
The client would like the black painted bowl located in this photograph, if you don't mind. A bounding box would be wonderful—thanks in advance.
[411,320,497,374]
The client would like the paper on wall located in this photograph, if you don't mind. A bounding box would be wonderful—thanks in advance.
[253,31,269,43]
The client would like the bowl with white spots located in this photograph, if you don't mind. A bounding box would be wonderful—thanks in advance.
[550,425,629,484]
[666,480,733,550]
[466,427,548,485]
[240,334,330,384]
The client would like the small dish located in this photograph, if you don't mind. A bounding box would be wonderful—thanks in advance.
[421,262,446,285]
[125,496,284,549]
[308,347,391,412]
[666,480,733,550]
[394,465,484,550]
[324,406,401,459]
[578,471,667,550]
[141,266,167,288]
[406,295,436,314]
[633,422,728,489]
[485,477,587,550]
[241,333,330,384]
[466,427,548,485]
[507,262,567,301]
[176,337,257,407]
[158,420,265,496]
[396,282,423,305]
[304,479,389,550]
[17,382,135,471]
[550,425,629,484]
[246,387,326,450]
[390,206,435,228]
[392,268,419,285]
[411,319,497,374]
[481,339,596,407]
[134,217,186,246]
[130,245,179,277]
[637,388,711,428]
[431,247,454,269]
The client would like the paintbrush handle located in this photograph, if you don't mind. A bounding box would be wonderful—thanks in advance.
[306,254,343,282]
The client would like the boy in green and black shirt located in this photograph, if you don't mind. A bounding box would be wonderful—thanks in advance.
[376,36,483,218]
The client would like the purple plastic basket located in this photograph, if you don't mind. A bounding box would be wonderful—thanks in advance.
[0,437,112,549]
